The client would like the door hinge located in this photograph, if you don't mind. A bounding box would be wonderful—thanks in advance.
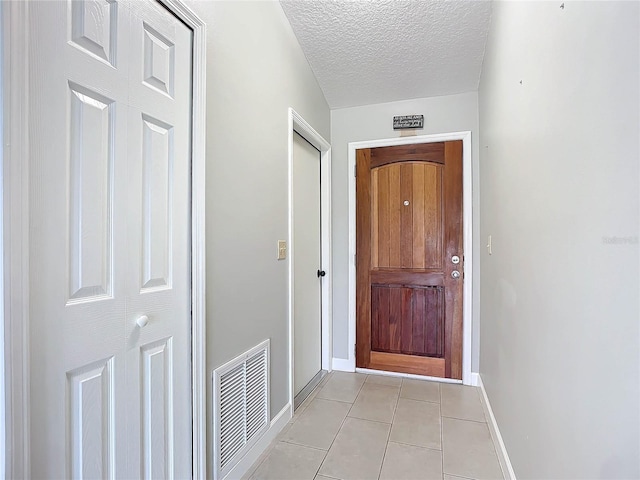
[354,253,357,265]
[354,164,357,177]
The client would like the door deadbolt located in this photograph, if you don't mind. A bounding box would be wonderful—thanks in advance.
[451,255,460,264]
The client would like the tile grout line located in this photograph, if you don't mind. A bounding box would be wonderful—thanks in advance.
[343,374,368,418]
[347,416,401,427]
[253,373,495,480]
[346,413,393,425]
[376,377,403,480]
[441,414,488,424]
[315,474,342,480]
[278,439,330,453]
[313,397,358,406]
[469,379,504,478]
[389,439,444,453]
[311,372,347,480]
[253,373,330,480]
[346,381,400,425]
[399,395,441,405]
[245,437,278,480]
[315,374,368,478]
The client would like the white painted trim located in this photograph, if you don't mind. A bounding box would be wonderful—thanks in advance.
[157,2,207,477]
[356,368,462,384]
[223,403,292,480]
[331,357,355,372]
[0,7,4,475]
[470,372,480,387]
[3,1,207,477]
[478,375,517,480]
[346,132,474,384]
[287,108,332,411]
[2,1,31,477]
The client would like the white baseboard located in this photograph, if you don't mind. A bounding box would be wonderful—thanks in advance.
[331,357,355,372]
[224,403,292,480]
[470,372,480,386]
[477,375,516,480]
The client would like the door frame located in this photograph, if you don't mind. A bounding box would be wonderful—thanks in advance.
[1,1,207,477]
[348,132,473,385]
[287,108,332,413]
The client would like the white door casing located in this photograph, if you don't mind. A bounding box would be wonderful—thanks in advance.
[28,1,192,478]
[292,132,322,397]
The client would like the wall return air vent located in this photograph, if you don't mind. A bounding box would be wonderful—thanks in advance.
[213,339,270,480]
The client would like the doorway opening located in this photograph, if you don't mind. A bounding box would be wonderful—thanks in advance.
[292,131,323,408]
[355,141,463,379]
[347,132,473,385]
[288,109,332,412]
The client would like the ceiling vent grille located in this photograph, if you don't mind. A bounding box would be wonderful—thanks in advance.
[213,340,270,480]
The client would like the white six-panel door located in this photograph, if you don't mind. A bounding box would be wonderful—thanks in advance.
[28,1,192,477]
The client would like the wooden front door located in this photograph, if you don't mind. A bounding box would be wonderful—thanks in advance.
[356,141,463,379]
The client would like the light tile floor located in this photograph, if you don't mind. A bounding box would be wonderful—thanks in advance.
[244,372,504,480]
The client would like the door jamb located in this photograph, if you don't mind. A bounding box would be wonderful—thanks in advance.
[2,1,31,476]
[347,132,473,385]
[2,1,207,477]
[288,108,332,414]
[158,1,207,477]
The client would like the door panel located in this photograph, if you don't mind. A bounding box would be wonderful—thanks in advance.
[293,132,322,398]
[126,3,192,476]
[67,358,115,479]
[29,2,128,476]
[371,163,443,270]
[356,141,463,379]
[68,84,115,301]
[371,285,444,357]
[140,338,173,479]
[28,1,192,477]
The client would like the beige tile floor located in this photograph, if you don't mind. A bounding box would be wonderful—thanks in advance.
[244,372,504,480]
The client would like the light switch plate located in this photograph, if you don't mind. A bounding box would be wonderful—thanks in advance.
[277,240,287,260]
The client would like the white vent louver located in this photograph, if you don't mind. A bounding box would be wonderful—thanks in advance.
[213,340,270,480]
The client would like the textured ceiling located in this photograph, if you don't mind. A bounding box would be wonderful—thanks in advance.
[280,0,492,109]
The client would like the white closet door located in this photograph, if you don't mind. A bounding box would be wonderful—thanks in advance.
[293,132,322,397]
[28,1,192,478]
[125,2,193,478]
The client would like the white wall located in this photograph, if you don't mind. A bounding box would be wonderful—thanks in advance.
[479,1,639,477]
[184,1,330,476]
[330,93,481,371]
